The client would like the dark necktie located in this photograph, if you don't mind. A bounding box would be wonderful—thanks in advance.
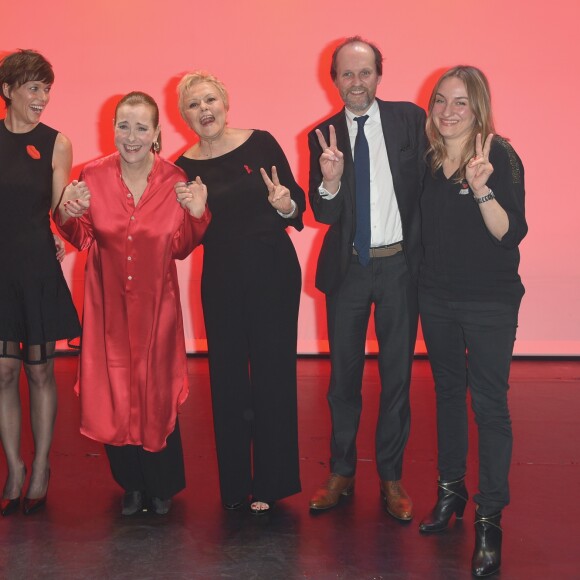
[353,115,371,266]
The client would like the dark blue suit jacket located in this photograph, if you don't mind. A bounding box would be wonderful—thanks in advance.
[308,99,426,295]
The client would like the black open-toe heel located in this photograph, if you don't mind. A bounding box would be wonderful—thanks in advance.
[223,501,245,510]
[223,494,249,510]
[250,499,275,515]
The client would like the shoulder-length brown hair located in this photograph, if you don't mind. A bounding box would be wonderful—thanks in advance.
[426,65,496,182]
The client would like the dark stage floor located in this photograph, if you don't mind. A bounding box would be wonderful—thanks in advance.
[1,357,578,579]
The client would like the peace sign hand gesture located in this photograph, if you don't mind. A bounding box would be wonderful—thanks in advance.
[316,125,344,191]
[261,166,294,215]
[466,133,494,198]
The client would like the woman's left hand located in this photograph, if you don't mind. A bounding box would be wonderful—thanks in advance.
[466,133,494,197]
[174,177,207,219]
[54,234,66,262]
[261,166,293,215]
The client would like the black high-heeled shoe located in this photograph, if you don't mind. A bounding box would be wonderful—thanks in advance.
[223,493,249,510]
[419,476,468,533]
[1,465,27,517]
[223,501,245,511]
[250,499,275,516]
[23,468,50,516]
[1,497,21,517]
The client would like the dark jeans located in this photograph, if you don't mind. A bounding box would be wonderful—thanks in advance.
[419,292,519,514]
[326,252,418,481]
[105,420,185,500]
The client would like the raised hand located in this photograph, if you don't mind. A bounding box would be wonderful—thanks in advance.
[62,180,91,218]
[466,133,494,197]
[316,125,344,190]
[174,177,208,219]
[260,166,293,215]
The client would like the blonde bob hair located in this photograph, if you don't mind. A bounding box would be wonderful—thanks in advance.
[177,71,229,118]
[426,65,496,182]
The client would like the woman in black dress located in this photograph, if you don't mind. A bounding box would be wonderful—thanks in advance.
[0,50,80,516]
[174,71,305,514]
[418,66,527,577]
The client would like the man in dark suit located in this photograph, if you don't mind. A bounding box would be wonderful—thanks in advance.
[308,36,426,519]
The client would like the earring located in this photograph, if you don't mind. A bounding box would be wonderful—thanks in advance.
[153,141,160,153]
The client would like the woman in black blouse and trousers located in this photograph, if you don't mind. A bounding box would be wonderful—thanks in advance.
[174,71,304,515]
[418,66,527,577]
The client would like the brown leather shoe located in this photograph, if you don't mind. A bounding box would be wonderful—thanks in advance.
[380,480,413,521]
[309,474,355,510]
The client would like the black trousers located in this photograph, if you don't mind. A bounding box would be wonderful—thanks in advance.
[202,235,302,505]
[326,252,418,481]
[105,420,185,500]
[419,292,519,514]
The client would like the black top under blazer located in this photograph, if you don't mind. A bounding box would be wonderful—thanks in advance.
[308,99,427,295]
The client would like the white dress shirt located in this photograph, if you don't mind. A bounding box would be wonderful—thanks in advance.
[319,100,403,247]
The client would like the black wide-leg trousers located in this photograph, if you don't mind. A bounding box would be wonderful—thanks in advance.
[105,420,185,500]
[202,235,302,505]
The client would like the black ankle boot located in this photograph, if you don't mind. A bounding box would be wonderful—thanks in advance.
[471,510,502,577]
[419,476,468,533]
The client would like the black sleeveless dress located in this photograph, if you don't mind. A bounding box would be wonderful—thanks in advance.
[0,120,80,360]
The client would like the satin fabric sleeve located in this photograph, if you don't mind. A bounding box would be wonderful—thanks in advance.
[172,206,211,260]
[53,170,95,251]
[61,153,210,451]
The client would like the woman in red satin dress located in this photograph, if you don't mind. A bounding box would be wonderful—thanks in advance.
[55,92,210,515]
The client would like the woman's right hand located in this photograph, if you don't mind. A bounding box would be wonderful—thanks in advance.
[61,180,91,219]
[174,178,207,219]
[466,133,494,197]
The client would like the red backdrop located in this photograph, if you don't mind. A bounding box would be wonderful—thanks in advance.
[3,0,579,355]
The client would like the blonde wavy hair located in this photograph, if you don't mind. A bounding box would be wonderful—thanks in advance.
[426,66,496,182]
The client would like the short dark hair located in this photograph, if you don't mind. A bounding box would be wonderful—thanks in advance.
[0,49,55,107]
[330,36,383,81]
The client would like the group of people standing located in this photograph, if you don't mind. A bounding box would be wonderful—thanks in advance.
[0,35,526,578]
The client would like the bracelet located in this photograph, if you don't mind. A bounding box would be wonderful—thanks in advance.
[474,188,495,204]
